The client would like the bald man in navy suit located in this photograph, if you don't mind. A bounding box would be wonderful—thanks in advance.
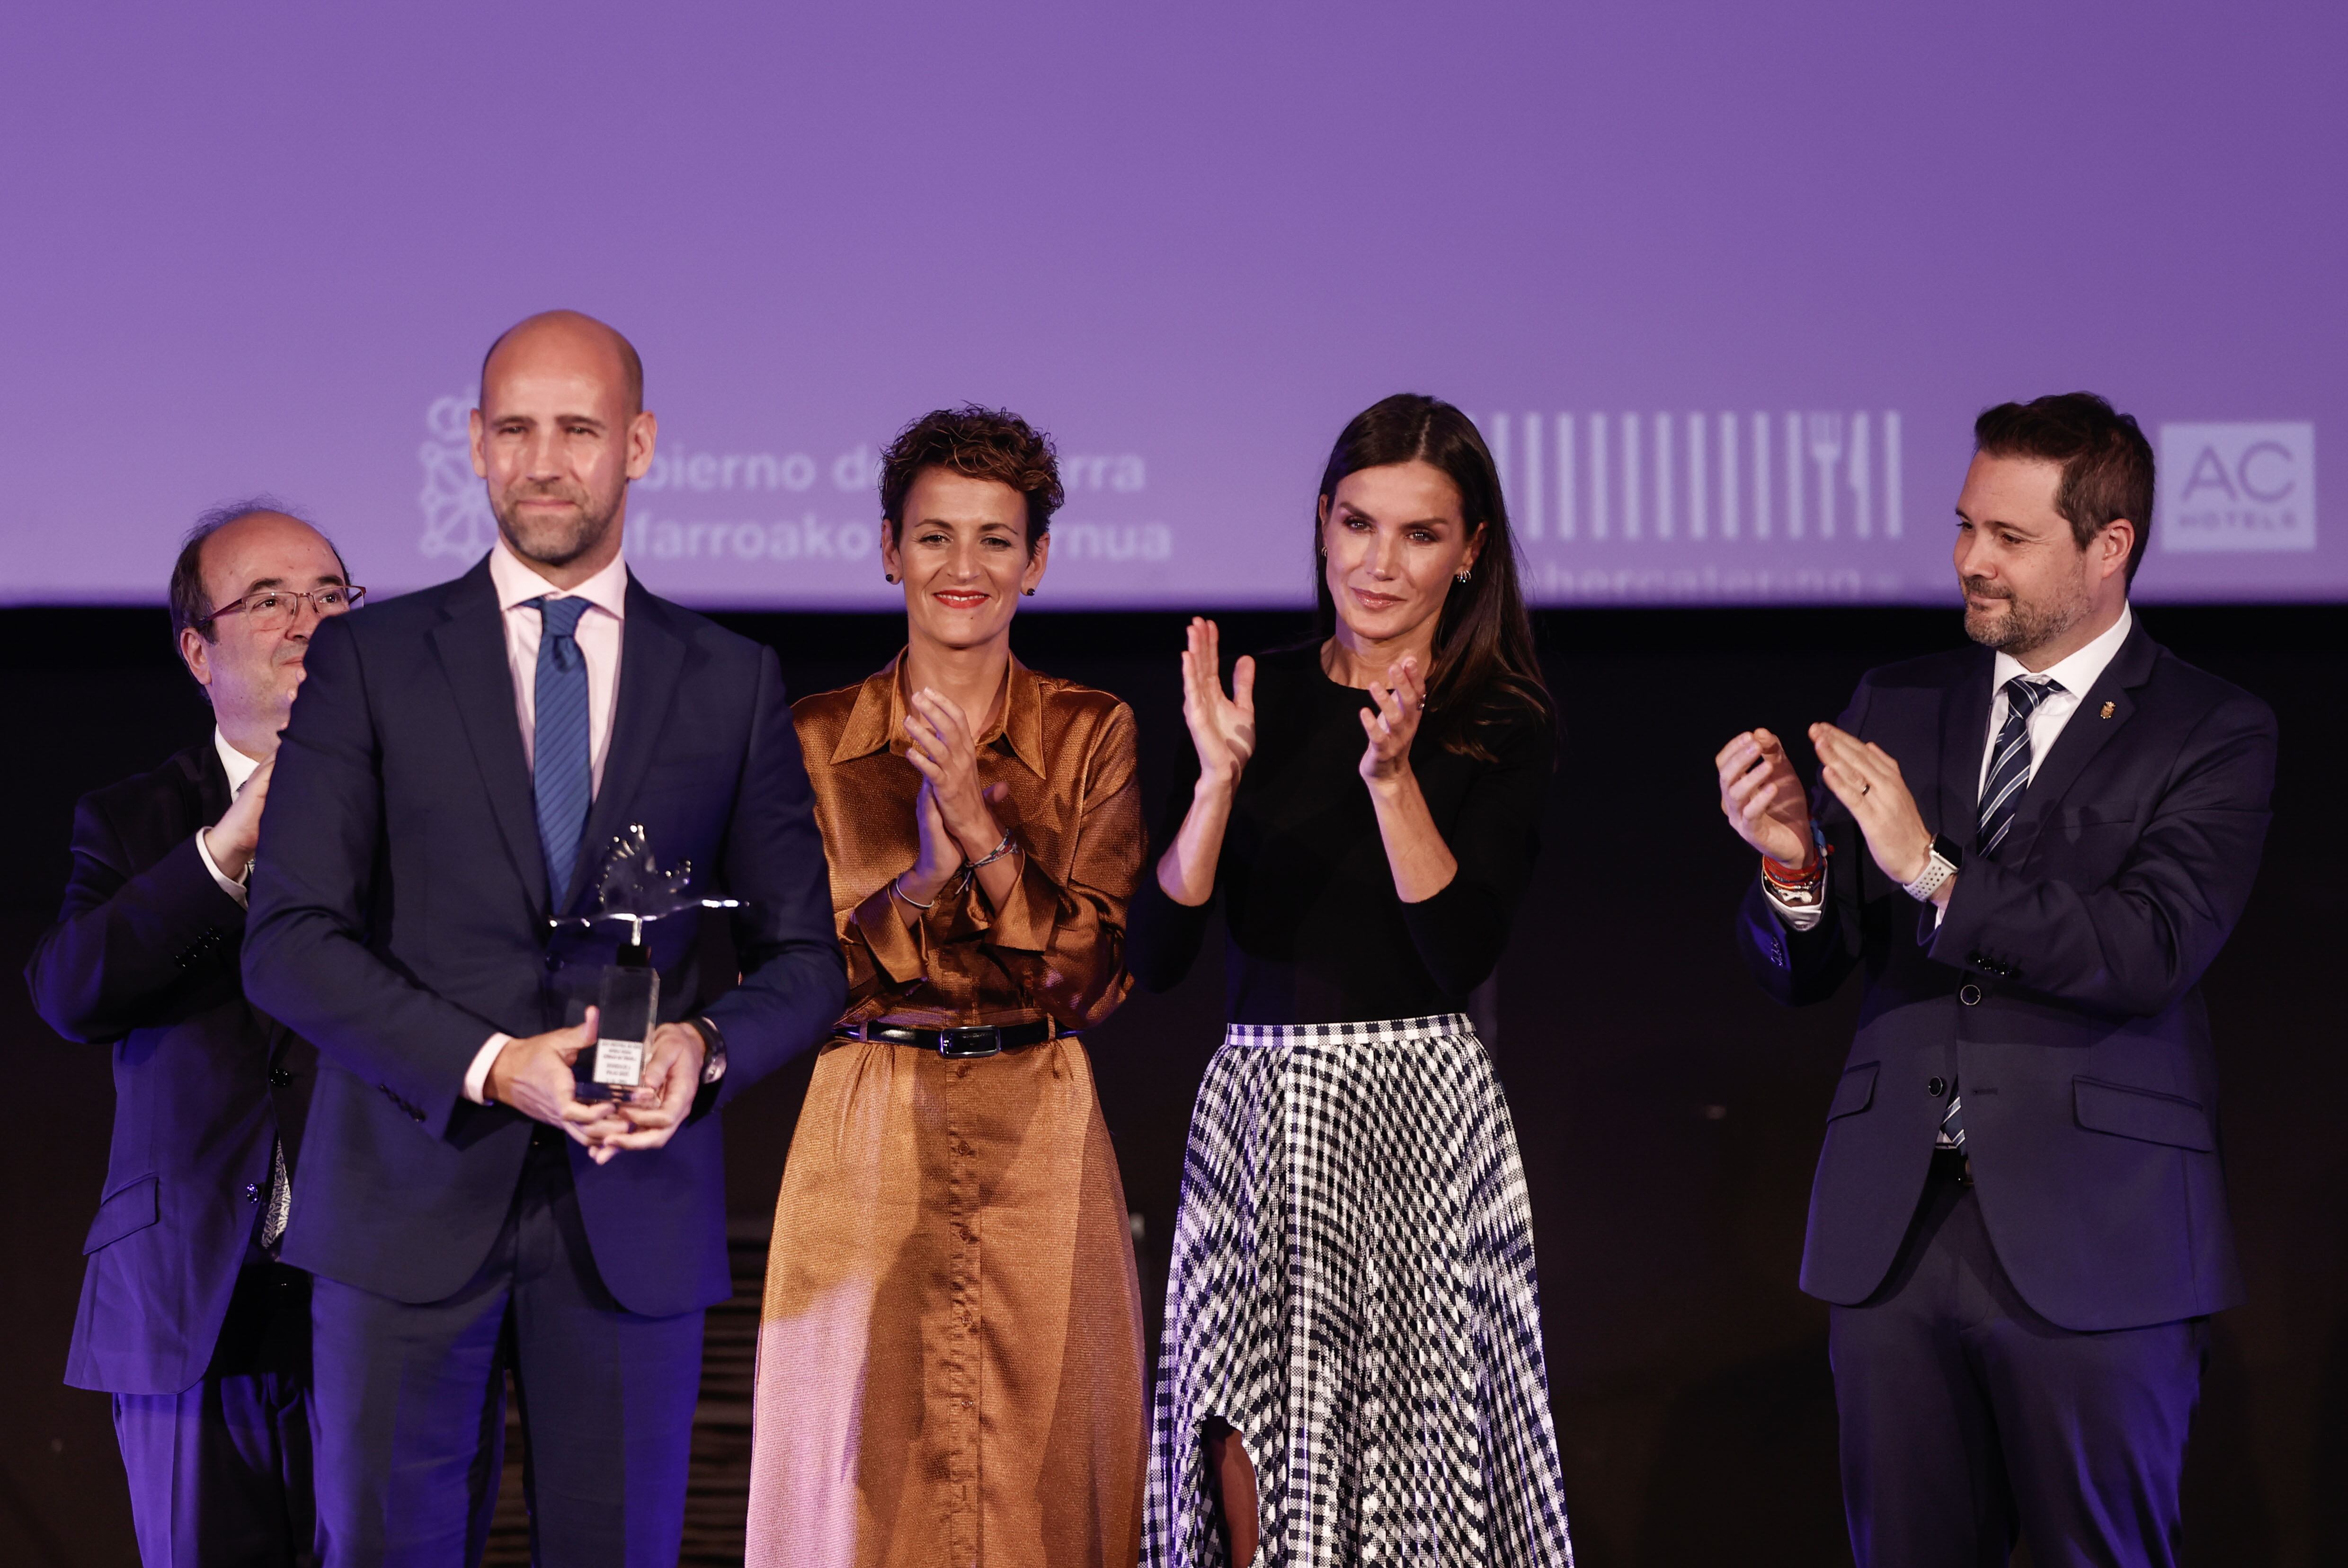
[1717,395,2275,1568]
[242,312,845,1568]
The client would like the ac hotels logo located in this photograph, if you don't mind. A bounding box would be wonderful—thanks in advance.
[2157,423,2318,552]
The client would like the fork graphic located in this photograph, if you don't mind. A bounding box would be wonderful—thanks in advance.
[1847,412,1872,538]
[1808,413,1845,539]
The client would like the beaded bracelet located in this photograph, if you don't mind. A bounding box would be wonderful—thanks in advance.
[1761,830,1831,902]
[965,829,1018,873]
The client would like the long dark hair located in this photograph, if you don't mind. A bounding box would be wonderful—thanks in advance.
[1312,393,1552,758]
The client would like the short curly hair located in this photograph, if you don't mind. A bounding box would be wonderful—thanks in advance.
[879,405,1063,556]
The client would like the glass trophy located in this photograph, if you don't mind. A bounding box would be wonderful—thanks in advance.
[580,918,657,1105]
[548,824,741,1108]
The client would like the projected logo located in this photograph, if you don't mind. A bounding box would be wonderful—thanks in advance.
[414,392,1167,592]
[1483,411,1904,542]
[418,394,496,559]
[2157,423,2317,552]
[1481,410,1908,601]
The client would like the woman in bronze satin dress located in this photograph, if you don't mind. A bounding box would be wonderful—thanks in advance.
[747,407,1148,1568]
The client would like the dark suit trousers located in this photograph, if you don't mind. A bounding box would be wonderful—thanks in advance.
[1829,1153,2206,1568]
[309,1131,704,1568]
[112,1254,318,1567]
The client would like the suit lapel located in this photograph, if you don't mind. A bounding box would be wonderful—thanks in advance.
[1934,646,1995,848]
[1996,620,2159,866]
[429,557,550,915]
[564,574,688,915]
[158,743,231,853]
[185,742,232,826]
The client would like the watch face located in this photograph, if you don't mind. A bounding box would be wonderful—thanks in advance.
[1933,834,1965,869]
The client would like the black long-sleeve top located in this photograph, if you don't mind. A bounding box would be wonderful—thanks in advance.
[1127,643,1552,1024]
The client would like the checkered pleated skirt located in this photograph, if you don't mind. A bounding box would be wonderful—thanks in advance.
[1143,1014,1575,1567]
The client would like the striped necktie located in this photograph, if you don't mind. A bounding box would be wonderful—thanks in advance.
[530,595,595,904]
[1975,675,2061,859]
[1941,674,2062,1152]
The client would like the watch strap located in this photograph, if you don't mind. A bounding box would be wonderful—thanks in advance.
[1901,836,1959,903]
[693,1016,729,1083]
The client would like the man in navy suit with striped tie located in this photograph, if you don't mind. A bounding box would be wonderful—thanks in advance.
[1714,393,2277,1568]
[243,311,845,1566]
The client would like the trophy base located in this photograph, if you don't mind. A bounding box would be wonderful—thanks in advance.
[575,1079,654,1107]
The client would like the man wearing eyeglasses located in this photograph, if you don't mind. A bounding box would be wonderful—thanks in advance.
[27,500,361,1566]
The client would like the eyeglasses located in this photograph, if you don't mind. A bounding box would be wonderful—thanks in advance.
[196,585,368,633]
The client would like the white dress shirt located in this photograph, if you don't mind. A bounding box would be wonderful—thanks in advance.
[1975,604,2133,800]
[1767,605,2135,931]
[195,730,265,905]
[488,537,629,794]
[465,541,632,1104]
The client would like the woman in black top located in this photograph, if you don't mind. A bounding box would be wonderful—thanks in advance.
[1134,396,1574,1568]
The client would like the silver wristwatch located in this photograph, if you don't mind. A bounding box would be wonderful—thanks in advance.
[1902,833,1963,903]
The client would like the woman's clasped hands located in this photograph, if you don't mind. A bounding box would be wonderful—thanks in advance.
[897,686,1013,908]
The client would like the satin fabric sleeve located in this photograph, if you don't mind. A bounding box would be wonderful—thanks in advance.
[802,668,1143,1032]
[969,699,1142,1029]
[835,705,1143,1028]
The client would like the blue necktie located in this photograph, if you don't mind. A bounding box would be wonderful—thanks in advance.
[1940,674,2063,1150]
[530,596,594,903]
[1975,675,2061,859]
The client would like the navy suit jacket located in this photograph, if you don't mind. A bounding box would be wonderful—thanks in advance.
[26,743,316,1395]
[1738,619,2276,1332]
[241,557,845,1317]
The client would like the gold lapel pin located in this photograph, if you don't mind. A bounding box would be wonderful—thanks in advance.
[2099,701,2116,719]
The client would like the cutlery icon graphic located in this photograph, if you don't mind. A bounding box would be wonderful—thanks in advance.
[1848,412,1872,538]
[1808,413,1845,539]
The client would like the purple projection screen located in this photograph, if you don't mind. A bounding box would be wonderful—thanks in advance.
[1,2,2341,610]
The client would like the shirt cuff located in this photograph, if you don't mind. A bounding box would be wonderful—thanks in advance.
[978,853,1053,954]
[1762,879,1825,932]
[849,882,929,989]
[194,829,249,908]
[465,1034,511,1105]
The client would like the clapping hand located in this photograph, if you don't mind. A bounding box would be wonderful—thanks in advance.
[904,687,1006,860]
[895,775,963,906]
[1357,656,1424,787]
[1716,728,1816,867]
[1180,617,1256,788]
[1808,723,1934,887]
[204,755,275,882]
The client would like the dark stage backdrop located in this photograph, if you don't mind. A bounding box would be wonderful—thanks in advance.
[0,605,2338,1567]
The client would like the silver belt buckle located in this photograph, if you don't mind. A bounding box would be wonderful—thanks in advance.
[936,1025,1002,1060]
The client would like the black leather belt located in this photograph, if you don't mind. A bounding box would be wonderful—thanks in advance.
[845,1020,1060,1059]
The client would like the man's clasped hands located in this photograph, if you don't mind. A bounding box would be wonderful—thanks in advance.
[487,1008,709,1166]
